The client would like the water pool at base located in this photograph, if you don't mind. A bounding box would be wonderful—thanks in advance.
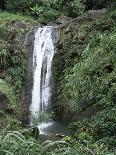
[38,121,72,136]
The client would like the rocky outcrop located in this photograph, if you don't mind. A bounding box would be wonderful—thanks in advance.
[62,104,102,121]
[57,16,73,24]
[78,8,107,22]
[21,27,37,126]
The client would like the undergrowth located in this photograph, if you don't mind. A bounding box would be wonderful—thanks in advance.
[0,128,115,155]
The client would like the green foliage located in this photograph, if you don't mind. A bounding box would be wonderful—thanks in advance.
[0,128,115,155]
[60,30,116,110]
[0,3,116,155]
[69,106,116,148]
[1,0,116,21]
[4,0,85,20]
[30,3,61,22]
[0,111,22,130]
[90,107,116,139]
[54,11,116,151]
[64,0,85,17]
[3,49,26,98]
[0,79,17,107]
[0,12,29,99]
[0,12,35,22]
[0,47,26,99]
[6,0,34,12]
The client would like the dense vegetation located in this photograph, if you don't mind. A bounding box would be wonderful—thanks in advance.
[0,0,116,154]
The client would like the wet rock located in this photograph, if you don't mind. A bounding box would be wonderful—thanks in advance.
[55,134,65,138]
[78,8,107,22]
[62,104,102,121]
[88,8,107,18]
[21,28,37,127]
[57,16,73,24]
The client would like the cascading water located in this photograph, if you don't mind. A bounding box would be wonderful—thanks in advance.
[30,26,71,136]
[30,26,57,134]
[31,26,56,115]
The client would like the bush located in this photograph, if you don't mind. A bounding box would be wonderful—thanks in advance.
[69,106,116,148]
[64,0,85,17]
[5,0,84,19]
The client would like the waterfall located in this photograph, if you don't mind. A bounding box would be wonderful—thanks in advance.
[30,26,56,116]
[29,26,71,136]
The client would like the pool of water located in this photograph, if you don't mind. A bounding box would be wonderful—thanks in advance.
[38,121,72,137]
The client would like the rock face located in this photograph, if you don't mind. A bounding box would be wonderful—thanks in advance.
[87,8,107,18]
[21,27,37,126]
[62,104,102,121]
[78,8,107,21]
[57,16,73,24]
[6,21,32,53]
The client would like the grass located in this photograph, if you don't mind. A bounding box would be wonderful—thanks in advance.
[0,11,36,22]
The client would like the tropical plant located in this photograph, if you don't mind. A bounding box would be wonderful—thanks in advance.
[60,31,116,110]
[0,128,115,155]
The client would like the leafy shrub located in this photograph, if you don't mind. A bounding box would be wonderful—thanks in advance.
[30,3,61,21]
[69,106,116,148]
[0,49,26,99]
[0,79,17,107]
[64,0,85,17]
